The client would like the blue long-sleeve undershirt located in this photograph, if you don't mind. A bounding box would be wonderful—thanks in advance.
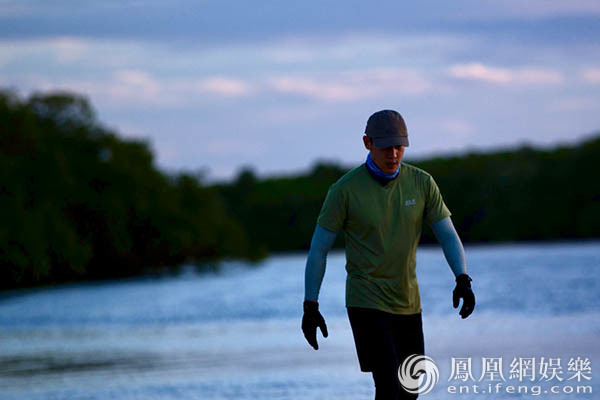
[304,225,338,301]
[303,217,467,301]
[430,217,467,278]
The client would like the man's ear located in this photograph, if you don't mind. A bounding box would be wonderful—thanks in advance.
[363,135,371,150]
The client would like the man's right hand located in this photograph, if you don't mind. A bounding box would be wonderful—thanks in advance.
[302,300,328,350]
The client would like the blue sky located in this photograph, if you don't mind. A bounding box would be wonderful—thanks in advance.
[2,1,600,180]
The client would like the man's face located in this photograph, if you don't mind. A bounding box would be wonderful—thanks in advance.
[363,135,405,174]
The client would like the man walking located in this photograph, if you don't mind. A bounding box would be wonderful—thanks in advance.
[302,110,475,399]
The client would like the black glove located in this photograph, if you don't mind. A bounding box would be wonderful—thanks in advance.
[302,300,328,350]
[453,274,475,319]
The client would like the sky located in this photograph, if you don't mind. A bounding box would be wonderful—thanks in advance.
[1,1,600,181]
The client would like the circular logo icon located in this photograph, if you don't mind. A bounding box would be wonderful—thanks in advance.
[398,354,439,395]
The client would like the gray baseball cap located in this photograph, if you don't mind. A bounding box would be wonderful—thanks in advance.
[365,110,409,148]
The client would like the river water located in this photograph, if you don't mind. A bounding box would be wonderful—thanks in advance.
[0,242,598,399]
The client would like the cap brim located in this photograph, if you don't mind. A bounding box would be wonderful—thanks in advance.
[372,136,409,148]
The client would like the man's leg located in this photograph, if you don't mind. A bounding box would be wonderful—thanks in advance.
[370,323,403,400]
[392,313,425,400]
[347,307,403,399]
[372,360,403,400]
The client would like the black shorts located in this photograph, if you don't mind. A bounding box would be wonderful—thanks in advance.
[347,307,424,373]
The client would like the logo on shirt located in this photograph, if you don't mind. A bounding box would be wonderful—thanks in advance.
[405,199,416,206]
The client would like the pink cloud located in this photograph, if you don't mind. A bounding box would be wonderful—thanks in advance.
[268,68,432,102]
[449,63,564,86]
[581,68,600,84]
[194,77,252,97]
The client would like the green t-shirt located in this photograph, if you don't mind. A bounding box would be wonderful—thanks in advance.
[317,162,451,314]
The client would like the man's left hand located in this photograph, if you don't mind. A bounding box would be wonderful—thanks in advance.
[453,274,475,319]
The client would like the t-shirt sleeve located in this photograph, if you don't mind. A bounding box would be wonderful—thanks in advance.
[424,175,451,225]
[316,183,347,233]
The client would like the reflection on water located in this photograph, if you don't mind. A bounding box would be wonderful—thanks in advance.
[0,242,598,399]
[1,354,131,377]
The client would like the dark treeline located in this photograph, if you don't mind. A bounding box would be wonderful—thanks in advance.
[0,90,254,290]
[217,136,600,252]
[1,89,599,289]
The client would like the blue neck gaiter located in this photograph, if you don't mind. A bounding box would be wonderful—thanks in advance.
[366,153,400,185]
